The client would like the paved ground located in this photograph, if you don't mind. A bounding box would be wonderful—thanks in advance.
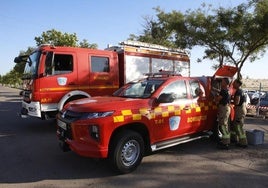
[0,86,267,188]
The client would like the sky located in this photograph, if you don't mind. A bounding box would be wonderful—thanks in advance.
[0,0,267,79]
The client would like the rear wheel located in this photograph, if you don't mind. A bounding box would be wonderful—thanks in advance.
[109,130,144,174]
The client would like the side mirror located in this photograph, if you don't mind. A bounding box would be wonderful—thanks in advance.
[156,93,175,103]
[14,56,23,63]
[14,55,29,64]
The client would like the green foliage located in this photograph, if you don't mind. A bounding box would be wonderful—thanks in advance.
[35,29,78,46]
[0,70,22,87]
[129,7,181,48]
[131,0,268,78]
[79,39,98,49]
[34,29,98,48]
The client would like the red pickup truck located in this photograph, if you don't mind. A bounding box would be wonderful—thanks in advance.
[56,66,237,174]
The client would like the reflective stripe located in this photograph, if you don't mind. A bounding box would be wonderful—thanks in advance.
[122,110,132,116]
[40,85,118,92]
[113,102,217,123]
[113,116,124,123]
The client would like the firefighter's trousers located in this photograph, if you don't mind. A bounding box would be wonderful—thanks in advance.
[218,104,231,145]
[231,103,248,146]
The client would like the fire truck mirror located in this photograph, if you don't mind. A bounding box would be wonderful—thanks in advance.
[157,93,175,103]
[14,55,29,64]
[14,56,21,63]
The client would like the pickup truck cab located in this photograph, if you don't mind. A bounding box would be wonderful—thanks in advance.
[56,66,237,174]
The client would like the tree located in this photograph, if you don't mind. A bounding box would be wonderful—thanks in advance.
[0,70,22,87]
[78,39,96,48]
[129,13,177,48]
[34,29,98,48]
[132,0,268,78]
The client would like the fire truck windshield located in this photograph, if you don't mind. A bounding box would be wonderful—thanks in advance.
[113,79,164,98]
[23,51,41,79]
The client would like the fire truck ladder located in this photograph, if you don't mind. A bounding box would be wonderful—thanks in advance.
[145,71,182,78]
[120,40,188,56]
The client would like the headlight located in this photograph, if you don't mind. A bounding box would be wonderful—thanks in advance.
[80,111,114,120]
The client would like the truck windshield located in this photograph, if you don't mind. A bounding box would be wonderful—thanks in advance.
[113,79,164,98]
[23,51,41,79]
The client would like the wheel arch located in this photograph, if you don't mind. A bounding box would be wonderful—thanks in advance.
[108,123,151,155]
[58,90,91,111]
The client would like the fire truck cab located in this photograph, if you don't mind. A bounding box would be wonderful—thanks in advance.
[14,41,190,119]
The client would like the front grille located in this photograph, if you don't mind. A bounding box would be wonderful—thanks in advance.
[57,116,73,140]
[58,110,84,140]
[58,124,73,140]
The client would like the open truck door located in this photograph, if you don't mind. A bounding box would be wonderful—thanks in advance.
[213,65,238,96]
[211,65,238,141]
[213,65,238,78]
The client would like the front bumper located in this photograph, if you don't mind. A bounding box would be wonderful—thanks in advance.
[20,101,58,119]
[21,101,42,118]
[66,139,108,158]
[56,116,109,158]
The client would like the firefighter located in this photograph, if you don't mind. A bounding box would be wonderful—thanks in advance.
[214,78,231,149]
[232,79,248,148]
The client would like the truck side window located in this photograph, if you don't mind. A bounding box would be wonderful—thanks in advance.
[160,80,187,100]
[91,56,110,72]
[54,54,73,75]
[45,53,73,75]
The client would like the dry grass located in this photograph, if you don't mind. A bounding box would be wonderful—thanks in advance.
[242,78,268,91]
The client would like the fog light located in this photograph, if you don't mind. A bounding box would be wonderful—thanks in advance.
[90,125,99,141]
[29,107,37,112]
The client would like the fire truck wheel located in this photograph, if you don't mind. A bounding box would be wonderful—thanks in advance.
[109,130,144,174]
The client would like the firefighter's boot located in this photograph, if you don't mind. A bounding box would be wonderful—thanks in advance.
[234,123,248,148]
[218,125,230,149]
[230,123,238,143]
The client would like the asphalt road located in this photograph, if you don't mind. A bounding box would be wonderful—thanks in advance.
[0,85,268,188]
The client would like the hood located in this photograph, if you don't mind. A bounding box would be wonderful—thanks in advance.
[65,96,151,112]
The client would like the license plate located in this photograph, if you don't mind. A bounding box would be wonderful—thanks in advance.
[57,119,67,130]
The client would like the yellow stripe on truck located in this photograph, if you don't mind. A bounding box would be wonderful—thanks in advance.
[113,103,217,123]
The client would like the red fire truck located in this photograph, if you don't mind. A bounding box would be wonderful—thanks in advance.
[14,41,190,119]
[56,65,237,174]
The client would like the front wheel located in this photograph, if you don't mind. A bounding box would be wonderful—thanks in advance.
[109,130,144,174]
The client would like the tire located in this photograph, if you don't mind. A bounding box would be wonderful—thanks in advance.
[109,130,144,174]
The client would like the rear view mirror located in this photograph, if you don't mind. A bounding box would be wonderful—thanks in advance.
[157,93,175,103]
